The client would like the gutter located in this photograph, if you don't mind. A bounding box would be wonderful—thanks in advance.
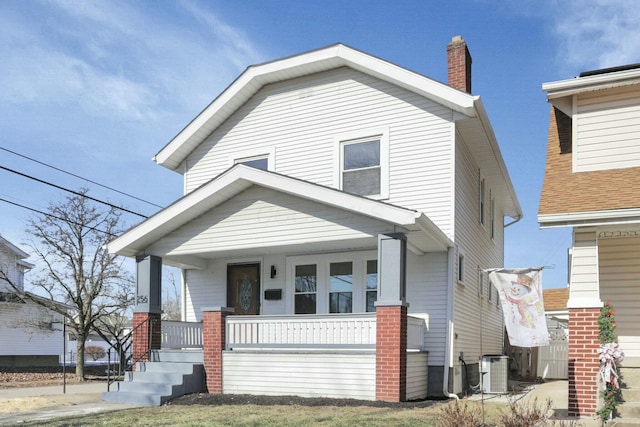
[504,214,522,228]
[443,246,459,400]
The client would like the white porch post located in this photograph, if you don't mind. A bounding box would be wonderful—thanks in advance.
[567,229,602,417]
[375,233,408,402]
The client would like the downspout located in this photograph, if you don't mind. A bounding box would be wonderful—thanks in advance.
[443,246,459,400]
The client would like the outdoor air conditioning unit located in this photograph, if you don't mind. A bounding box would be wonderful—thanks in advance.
[481,355,509,394]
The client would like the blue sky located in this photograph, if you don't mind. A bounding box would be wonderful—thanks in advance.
[1,0,640,290]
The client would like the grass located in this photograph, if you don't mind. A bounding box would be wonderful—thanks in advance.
[18,400,507,427]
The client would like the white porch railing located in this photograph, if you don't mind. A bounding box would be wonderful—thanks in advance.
[226,313,427,351]
[161,320,203,349]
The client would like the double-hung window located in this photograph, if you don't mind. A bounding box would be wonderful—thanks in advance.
[329,262,353,313]
[294,264,317,314]
[335,128,389,198]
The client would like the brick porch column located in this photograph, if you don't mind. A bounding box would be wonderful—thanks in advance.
[202,307,234,394]
[132,312,161,362]
[568,307,600,417]
[376,304,408,402]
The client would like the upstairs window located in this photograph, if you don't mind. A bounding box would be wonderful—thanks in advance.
[479,175,486,226]
[335,128,389,198]
[490,193,496,240]
[237,155,268,170]
[342,139,381,196]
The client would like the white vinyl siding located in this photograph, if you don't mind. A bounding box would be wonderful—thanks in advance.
[598,236,640,357]
[568,229,600,305]
[406,352,429,400]
[0,303,63,356]
[148,186,393,258]
[183,67,455,237]
[575,86,640,172]
[453,135,505,363]
[223,351,376,399]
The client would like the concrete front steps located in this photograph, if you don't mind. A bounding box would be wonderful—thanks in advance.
[611,359,640,426]
[102,349,205,406]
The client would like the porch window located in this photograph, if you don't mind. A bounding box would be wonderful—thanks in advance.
[366,260,378,312]
[295,264,317,314]
[329,262,352,313]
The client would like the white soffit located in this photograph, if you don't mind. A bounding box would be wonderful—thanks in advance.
[107,165,451,257]
[154,44,477,171]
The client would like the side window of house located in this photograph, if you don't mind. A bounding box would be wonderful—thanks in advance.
[490,193,495,240]
[457,253,465,283]
[366,260,378,312]
[478,268,484,296]
[329,262,353,313]
[295,264,317,314]
[479,175,486,226]
[341,138,381,196]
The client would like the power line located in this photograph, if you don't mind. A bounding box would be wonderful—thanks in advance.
[0,145,163,209]
[0,197,117,237]
[0,164,148,219]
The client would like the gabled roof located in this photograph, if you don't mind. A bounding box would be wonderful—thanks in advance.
[0,234,34,269]
[154,43,478,172]
[108,165,454,263]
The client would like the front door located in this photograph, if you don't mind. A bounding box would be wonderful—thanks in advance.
[227,263,260,315]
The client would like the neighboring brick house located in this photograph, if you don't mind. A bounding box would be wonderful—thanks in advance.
[540,64,640,417]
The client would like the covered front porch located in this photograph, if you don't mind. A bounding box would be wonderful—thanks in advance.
[158,312,428,401]
[108,166,453,403]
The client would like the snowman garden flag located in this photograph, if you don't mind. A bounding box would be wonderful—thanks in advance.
[488,268,549,347]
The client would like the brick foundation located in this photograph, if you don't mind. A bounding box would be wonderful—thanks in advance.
[202,308,233,394]
[375,304,407,402]
[568,307,600,417]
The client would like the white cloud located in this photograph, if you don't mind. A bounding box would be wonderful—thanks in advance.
[0,0,265,121]
[550,0,640,72]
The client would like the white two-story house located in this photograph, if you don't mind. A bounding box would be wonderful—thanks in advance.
[106,36,521,404]
[0,235,64,367]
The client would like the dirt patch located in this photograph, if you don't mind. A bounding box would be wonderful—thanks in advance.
[0,366,108,388]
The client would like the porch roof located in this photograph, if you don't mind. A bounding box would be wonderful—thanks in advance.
[108,165,453,268]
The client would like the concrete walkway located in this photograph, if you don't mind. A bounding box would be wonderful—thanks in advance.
[0,382,141,425]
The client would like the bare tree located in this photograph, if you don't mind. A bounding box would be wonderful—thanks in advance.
[162,270,181,321]
[0,189,134,380]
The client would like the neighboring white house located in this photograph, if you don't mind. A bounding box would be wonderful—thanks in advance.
[540,63,640,417]
[108,37,521,400]
[0,235,65,367]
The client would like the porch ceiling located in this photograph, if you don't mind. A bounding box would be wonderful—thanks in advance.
[108,165,452,269]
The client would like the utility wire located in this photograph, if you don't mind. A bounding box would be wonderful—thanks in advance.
[0,197,116,237]
[0,164,148,219]
[0,145,163,209]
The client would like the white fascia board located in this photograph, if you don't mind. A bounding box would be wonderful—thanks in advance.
[154,44,477,171]
[108,165,421,257]
[538,208,640,229]
[414,213,453,250]
[471,97,522,219]
[543,69,640,99]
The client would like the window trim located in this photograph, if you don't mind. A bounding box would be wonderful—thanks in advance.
[229,147,276,171]
[334,127,389,199]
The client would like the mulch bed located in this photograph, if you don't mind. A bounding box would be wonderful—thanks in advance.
[169,392,443,408]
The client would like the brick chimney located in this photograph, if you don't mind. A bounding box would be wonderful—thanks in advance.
[447,35,472,94]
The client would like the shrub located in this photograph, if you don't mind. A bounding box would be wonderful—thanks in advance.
[85,345,106,361]
[436,400,483,427]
